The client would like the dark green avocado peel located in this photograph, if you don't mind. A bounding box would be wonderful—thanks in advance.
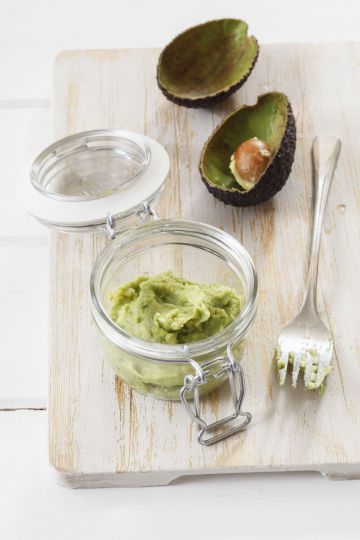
[199,92,296,206]
[157,19,259,108]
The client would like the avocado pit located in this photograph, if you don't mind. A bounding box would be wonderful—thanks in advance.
[229,137,273,191]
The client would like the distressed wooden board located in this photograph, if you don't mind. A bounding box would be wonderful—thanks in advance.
[50,44,360,487]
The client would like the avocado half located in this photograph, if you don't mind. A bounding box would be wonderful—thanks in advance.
[199,92,296,206]
[157,19,259,108]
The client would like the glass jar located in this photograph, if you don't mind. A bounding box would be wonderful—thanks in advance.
[20,129,258,445]
[91,218,257,394]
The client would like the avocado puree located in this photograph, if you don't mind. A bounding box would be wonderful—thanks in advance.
[109,271,242,344]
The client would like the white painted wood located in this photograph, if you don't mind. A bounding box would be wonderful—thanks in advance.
[50,44,360,486]
[0,107,52,405]
[0,242,49,403]
[3,411,360,540]
[1,0,360,101]
[0,398,46,410]
[0,107,51,237]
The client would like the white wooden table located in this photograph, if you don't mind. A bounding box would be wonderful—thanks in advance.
[1,1,360,538]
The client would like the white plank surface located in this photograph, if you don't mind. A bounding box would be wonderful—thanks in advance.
[50,44,360,485]
[0,243,49,405]
[0,108,51,406]
[2,411,360,540]
[0,108,51,238]
[1,0,360,101]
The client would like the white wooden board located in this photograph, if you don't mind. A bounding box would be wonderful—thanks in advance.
[50,44,360,487]
[0,107,51,408]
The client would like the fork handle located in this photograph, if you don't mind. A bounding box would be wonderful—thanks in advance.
[301,134,341,312]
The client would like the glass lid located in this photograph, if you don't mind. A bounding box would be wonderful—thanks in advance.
[18,129,170,230]
[31,130,151,202]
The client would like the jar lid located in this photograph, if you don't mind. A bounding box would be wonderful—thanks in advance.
[18,129,170,230]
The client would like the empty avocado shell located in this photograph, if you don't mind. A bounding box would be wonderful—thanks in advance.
[199,92,296,206]
[157,19,259,108]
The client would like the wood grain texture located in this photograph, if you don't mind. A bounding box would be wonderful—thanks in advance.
[50,45,360,486]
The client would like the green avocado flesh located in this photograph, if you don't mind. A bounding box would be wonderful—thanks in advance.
[202,93,288,190]
[274,346,332,393]
[158,19,258,99]
[109,271,242,345]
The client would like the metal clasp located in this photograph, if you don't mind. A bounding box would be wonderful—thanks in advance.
[105,213,117,239]
[104,201,158,239]
[136,201,158,223]
[180,342,252,446]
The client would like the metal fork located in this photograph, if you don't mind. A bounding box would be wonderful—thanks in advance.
[274,134,341,391]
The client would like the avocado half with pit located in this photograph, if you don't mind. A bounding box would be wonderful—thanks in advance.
[199,92,296,206]
[157,19,259,108]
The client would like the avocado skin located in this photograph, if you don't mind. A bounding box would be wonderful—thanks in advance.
[200,102,296,206]
[156,47,259,109]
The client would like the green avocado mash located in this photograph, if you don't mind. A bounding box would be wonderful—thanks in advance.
[109,271,242,345]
